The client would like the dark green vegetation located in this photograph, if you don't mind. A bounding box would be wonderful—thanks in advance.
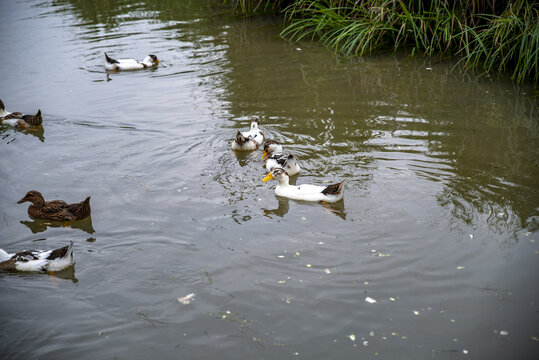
[226,0,538,83]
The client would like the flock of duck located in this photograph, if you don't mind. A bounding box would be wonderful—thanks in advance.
[232,119,345,202]
[0,52,343,274]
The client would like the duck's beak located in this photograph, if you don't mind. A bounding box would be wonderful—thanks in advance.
[262,150,268,158]
[17,196,27,204]
[262,173,274,182]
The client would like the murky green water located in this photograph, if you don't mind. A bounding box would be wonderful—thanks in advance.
[1,1,538,359]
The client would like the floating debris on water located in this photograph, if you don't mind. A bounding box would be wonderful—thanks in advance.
[457,266,465,270]
[365,297,376,304]
[306,264,312,268]
[499,330,509,336]
[177,293,196,304]
[277,255,285,259]
[301,216,307,221]
[413,310,420,315]
[389,297,396,302]
[469,234,474,239]
[463,349,469,354]
[348,334,356,341]
[324,268,331,274]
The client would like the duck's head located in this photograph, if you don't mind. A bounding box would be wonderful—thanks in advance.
[262,168,289,183]
[250,117,260,130]
[262,140,283,158]
[17,190,45,206]
[143,54,160,66]
[0,99,5,112]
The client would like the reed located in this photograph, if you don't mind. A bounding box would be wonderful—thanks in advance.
[224,0,538,83]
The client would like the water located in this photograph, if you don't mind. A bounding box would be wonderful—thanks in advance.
[0,0,538,359]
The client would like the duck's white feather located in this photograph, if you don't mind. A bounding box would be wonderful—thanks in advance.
[265,153,301,176]
[263,169,344,203]
[242,120,264,145]
[0,249,13,262]
[263,140,301,176]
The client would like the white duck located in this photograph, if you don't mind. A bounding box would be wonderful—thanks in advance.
[0,99,42,127]
[231,130,258,151]
[262,140,301,176]
[241,118,264,146]
[105,53,160,71]
[0,241,74,272]
[262,168,344,202]
[231,118,264,150]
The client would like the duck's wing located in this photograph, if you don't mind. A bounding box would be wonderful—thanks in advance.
[3,112,22,119]
[321,181,344,196]
[41,200,69,213]
[66,196,91,220]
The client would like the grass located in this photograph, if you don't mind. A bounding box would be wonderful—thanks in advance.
[223,0,538,84]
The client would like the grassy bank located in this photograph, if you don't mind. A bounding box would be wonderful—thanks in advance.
[224,0,538,84]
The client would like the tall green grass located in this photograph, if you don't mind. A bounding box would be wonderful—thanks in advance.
[224,0,538,83]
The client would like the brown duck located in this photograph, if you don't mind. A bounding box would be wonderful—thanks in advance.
[17,191,91,221]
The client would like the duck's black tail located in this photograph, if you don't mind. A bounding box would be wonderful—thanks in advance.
[104,52,119,64]
[48,241,74,261]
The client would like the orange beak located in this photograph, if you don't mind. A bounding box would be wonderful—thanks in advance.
[262,173,274,182]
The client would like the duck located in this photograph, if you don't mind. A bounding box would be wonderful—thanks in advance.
[0,99,42,127]
[17,190,91,221]
[231,130,258,151]
[104,52,160,71]
[262,168,344,202]
[241,118,264,146]
[0,241,74,272]
[262,140,301,176]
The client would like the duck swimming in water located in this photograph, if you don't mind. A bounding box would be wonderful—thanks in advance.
[105,53,160,71]
[241,118,264,146]
[17,191,91,221]
[262,140,301,176]
[231,118,264,151]
[0,99,42,127]
[0,241,74,272]
[262,168,344,203]
[231,130,259,151]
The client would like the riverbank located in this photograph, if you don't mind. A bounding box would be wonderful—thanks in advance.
[225,0,538,84]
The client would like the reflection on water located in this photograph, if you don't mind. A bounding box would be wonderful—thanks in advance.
[0,0,538,359]
[0,266,77,283]
[263,196,346,220]
[0,125,45,142]
[20,216,95,234]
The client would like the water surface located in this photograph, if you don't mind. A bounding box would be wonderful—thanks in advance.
[0,1,538,359]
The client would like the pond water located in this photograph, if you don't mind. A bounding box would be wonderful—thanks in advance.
[0,0,538,359]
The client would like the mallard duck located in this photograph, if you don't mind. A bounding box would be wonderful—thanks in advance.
[17,191,91,221]
[262,168,344,202]
[104,52,159,71]
[242,118,264,146]
[0,241,74,272]
[262,140,301,176]
[0,99,42,127]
